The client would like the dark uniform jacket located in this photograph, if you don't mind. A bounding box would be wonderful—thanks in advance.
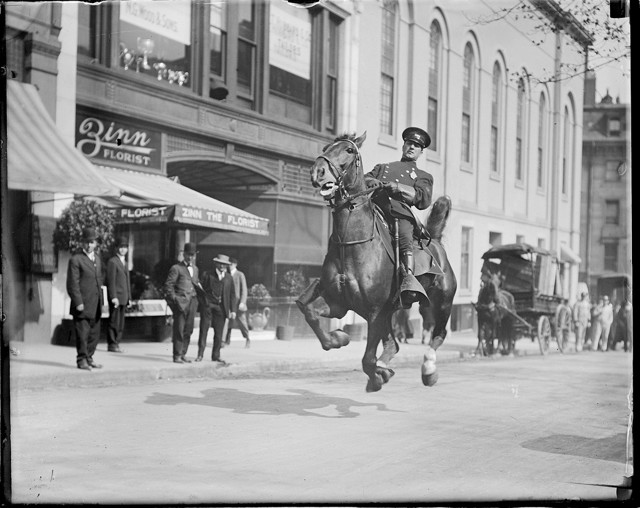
[200,271,237,319]
[367,160,433,222]
[67,251,103,319]
[164,262,200,313]
[106,255,131,306]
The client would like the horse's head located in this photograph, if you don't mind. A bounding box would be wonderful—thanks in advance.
[311,132,367,201]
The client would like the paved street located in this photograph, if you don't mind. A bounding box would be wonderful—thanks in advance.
[9,350,632,504]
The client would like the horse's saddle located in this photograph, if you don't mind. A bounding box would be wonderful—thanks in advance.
[373,206,444,276]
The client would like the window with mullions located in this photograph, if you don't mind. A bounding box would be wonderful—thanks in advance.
[537,93,547,189]
[515,78,526,182]
[380,0,396,136]
[490,62,503,174]
[428,22,442,152]
[267,1,341,132]
[461,44,475,165]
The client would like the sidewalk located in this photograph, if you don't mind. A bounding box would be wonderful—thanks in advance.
[7,328,545,391]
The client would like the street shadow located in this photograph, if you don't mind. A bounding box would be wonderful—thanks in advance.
[145,387,403,418]
[9,359,76,370]
[521,433,627,464]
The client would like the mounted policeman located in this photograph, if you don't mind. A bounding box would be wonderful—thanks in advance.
[365,126,433,308]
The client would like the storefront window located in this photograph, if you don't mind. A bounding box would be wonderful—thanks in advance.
[268,1,312,122]
[118,1,192,87]
[237,2,256,98]
[209,1,227,79]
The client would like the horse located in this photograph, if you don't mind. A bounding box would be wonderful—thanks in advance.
[474,271,516,355]
[296,132,457,392]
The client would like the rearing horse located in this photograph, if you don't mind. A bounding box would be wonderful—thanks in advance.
[296,132,457,392]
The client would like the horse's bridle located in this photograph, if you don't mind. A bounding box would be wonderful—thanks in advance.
[316,139,376,210]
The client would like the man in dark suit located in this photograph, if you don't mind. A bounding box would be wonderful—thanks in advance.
[366,126,433,307]
[106,236,131,353]
[197,254,236,364]
[164,242,200,363]
[66,227,104,370]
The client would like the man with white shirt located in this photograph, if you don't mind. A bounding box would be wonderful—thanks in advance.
[164,242,200,363]
[197,254,236,364]
[225,257,251,348]
[599,295,614,351]
[66,227,104,370]
[106,236,131,353]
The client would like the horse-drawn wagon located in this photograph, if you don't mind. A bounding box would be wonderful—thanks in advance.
[474,243,567,355]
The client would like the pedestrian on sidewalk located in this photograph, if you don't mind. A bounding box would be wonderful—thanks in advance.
[106,236,131,353]
[598,295,614,351]
[225,257,251,348]
[573,292,591,352]
[66,227,104,371]
[587,297,604,351]
[197,254,236,364]
[164,242,200,363]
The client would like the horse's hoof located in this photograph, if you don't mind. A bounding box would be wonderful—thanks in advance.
[379,367,395,384]
[329,329,350,348]
[422,371,439,386]
[366,375,383,392]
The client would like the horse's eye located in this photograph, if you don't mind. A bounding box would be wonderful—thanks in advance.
[346,147,354,153]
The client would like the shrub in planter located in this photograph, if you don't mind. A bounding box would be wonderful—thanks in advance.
[276,269,308,339]
[53,198,115,255]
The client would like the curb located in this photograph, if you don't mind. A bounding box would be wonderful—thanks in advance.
[11,350,466,391]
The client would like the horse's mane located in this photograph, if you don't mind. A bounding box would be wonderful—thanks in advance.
[323,133,358,151]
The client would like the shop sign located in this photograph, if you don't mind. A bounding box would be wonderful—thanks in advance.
[120,0,191,45]
[76,115,161,170]
[269,1,311,79]
[174,205,269,235]
[112,206,171,223]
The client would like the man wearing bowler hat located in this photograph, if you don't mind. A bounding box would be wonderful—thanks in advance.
[365,127,434,308]
[197,254,236,364]
[106,236,131,353]
[164,242,201,363]
[66,227,104,370]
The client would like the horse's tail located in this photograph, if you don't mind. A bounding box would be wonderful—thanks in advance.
[426,195,451,242]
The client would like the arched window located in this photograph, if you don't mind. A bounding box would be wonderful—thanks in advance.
[461,43,475,164]
[537,93,547,189]
[380,0,397,135]
[515,78,526,182]
[427,22,442,151]
[562,106,573,195]
[490,62,503,174]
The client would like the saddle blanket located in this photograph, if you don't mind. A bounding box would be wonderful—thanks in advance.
[374,207,444,276]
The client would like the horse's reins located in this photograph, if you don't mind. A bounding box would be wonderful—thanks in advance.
[316,140,380,280]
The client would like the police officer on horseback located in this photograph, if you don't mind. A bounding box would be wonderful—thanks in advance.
[365,127,433,307]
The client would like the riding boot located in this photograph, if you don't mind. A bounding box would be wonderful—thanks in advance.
[400,252,428,309]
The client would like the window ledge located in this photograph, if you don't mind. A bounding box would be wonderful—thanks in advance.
[377,133,398,150]
[489,171,501,182]
[460,163,474,174]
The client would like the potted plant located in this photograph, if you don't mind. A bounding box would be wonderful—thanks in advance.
[53,198,115,256]
[247,283,272,331]
[276,269,307,340]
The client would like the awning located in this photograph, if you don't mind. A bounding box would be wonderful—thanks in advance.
[93,166,270,236]
[6,80,120,197]
[560,243,582,264]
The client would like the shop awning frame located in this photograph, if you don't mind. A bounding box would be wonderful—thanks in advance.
[94,166,270,236]
[6,80,120,197]
[560,243,582,265]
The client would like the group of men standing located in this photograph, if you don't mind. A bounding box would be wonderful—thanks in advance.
[163,244,251,365]
[66,228,250,370]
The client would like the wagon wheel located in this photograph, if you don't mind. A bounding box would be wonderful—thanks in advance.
[537,315,551,355]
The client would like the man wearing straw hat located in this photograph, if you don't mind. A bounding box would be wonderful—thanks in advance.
[197,254,237,364]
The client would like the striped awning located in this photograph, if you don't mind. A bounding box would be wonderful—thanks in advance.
[6,80,120,197]
[93,166,270,236]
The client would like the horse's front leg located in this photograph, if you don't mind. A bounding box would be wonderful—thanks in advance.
[296,278,349,350]
[362,310,395,392]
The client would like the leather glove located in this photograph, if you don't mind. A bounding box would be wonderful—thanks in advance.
[365,177,384,189]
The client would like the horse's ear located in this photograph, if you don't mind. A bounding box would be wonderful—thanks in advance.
[354,131,367,148]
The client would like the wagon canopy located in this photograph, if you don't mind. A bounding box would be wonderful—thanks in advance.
[481,242,555,260]
[480,243,561,297]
